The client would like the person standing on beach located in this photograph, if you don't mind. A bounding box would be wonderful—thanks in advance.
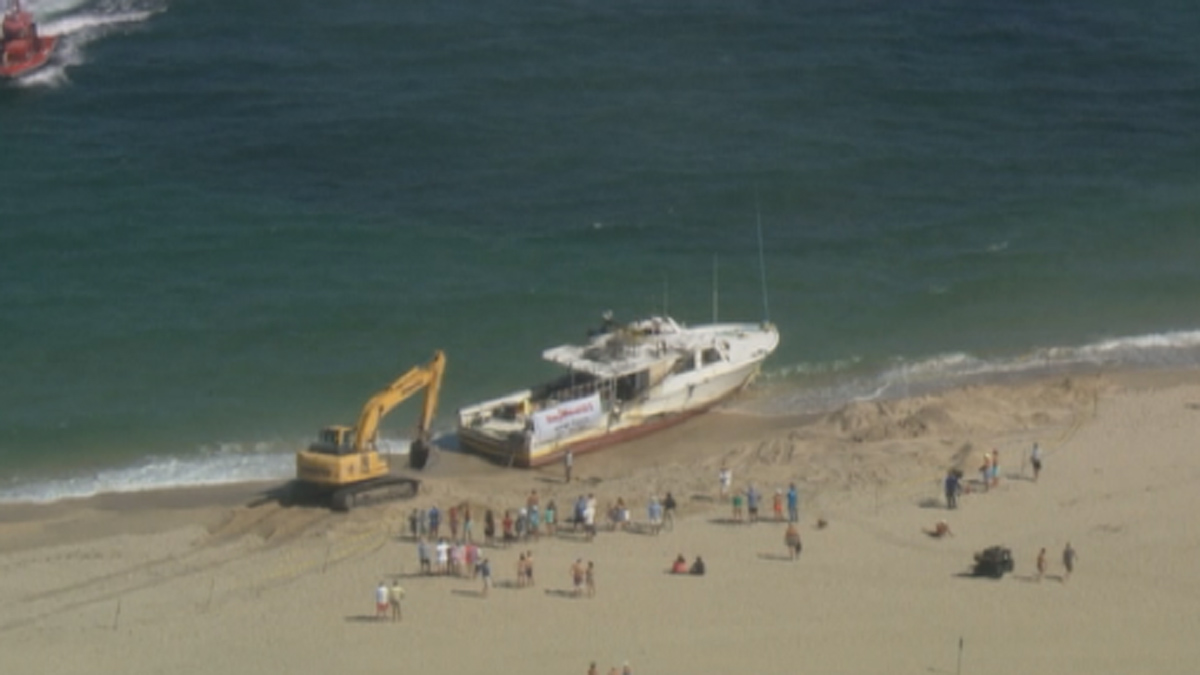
[746,484,761,523]
[375,581,389,621]
[1030,442,1042,482]
[484,509,496,546]
[448,506,459,541]
[435,538,450,575]
[1062,542,1077,582]
[773,489,784,521]
[571,559,586,597]
[648,495,663,534]
[389,579,404,622]
[418,538,431,575]
[545,500,557,536]
[574,495,586,532]
[979,453,991,492]
[785,523,802,560]
[429,505,441,539]
[719,465,732,499]
[584,495,597,541]
[787,483,799,523]
[564,449,574,483]
[588,663,599,675]
[944,470,961,509]
[1036,548,1046,582]
[480,557,492,597]
[731,490,744,522]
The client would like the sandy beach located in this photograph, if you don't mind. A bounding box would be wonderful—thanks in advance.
[3,368,1200,674]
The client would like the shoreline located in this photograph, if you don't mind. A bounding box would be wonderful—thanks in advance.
[2,364,1193,536]
[3,367,1200,674]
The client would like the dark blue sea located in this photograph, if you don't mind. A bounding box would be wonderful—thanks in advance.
[2,0,1199,502]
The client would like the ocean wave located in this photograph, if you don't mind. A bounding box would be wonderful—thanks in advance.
[742,328,1200,416]
[0,436,413,504]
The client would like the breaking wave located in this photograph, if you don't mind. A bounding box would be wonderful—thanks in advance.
[741,328,1200,416]
[0,435,414,504]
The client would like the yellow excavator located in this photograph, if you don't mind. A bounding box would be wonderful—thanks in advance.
[295,350,446,511]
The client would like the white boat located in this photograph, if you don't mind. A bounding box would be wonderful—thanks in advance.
[456,314,780,467]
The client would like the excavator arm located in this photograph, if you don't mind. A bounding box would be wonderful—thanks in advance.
[353,349,446,453]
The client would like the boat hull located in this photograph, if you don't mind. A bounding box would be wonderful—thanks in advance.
[458,349,769,468]
[0,34,57,80]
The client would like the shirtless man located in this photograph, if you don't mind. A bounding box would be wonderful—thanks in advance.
[785,523,802,560]
[571,559,586,597]
[1036,548,1047,582]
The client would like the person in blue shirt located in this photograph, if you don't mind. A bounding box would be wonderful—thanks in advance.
[786,483,799,523]
[944,470,961,509]
[428,505,441,538]
[745,485,761,523]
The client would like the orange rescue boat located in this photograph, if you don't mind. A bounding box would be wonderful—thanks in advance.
[1,0,58,80]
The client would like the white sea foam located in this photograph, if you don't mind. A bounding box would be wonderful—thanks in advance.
[743,328,1200,417]
[14,0,163,88]
[0,435,414,504]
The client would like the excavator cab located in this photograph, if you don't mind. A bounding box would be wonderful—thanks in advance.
[311,426,357,456]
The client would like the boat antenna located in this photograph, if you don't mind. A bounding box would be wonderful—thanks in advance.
[662,275,670,317]
[756,191,771,323]
[712,254,719,323]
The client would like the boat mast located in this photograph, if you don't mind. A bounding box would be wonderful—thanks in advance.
[712,254,719,323]
[756,194,771,323]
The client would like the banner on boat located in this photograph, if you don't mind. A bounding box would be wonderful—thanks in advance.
[531,393,603,444]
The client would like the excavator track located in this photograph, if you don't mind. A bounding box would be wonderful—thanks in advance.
[329,475,421,512]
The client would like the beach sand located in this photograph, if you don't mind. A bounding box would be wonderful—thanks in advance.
[3,369,1200,674]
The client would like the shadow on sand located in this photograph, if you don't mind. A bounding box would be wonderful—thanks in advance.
[344,615,390,623]
[707,517,751,526]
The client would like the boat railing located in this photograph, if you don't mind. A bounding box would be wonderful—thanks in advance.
[543,378,615,408]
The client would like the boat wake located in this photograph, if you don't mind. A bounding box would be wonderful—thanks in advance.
[13,0,163,87]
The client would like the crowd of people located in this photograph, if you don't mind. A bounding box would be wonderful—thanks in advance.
[718,464,802,526]
[399,488,683,603]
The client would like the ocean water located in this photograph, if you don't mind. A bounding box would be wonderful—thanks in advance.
[2,0,1199,502]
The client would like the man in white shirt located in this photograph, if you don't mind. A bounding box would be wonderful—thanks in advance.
[375,581,389,621]
[435,538,450,575]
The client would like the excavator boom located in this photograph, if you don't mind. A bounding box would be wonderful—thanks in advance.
[354,350,445,453]
[294,350,446,510]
